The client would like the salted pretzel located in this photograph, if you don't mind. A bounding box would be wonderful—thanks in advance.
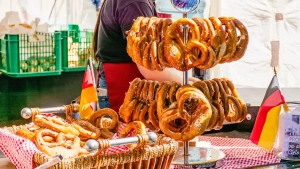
[156,82,172,118]
[71,120,101,140]
[35,129,80,158]
[229,17,249,62]
[209,17,227,64]
[127,17,143,57]
[137,104,157,131]
[89,108,119,132]
[192,18,209,41]
[33,115,79,136]
[218,17,238,63]
[158,18,173,68]
[164,18,200,71]
[159,85,212,141]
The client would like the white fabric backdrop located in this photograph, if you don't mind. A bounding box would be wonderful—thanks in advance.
[209,0,300,88]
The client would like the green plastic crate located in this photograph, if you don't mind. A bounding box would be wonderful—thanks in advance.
[0,32,62,78]
[61,27,94,72]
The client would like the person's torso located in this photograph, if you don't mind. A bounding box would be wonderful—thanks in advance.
[96,0,157,63]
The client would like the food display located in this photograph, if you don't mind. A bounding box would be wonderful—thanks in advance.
[15,108,121,159]
[119,77,248,141]
[126,16,249,71]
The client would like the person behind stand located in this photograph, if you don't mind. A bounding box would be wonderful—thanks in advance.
[93,0,199,112]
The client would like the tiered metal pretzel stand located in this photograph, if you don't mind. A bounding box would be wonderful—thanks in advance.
[169,0,225,168]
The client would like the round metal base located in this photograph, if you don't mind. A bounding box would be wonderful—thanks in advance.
[172,147,225,168]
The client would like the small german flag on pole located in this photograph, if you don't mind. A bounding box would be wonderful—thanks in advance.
[79,57,98,119]
[250,68,289,150]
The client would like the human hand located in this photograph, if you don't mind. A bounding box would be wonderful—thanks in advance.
[188,76,200,85]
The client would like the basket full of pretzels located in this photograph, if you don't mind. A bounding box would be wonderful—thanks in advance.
[0,106,178,169]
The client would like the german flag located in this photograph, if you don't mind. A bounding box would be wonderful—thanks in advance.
[79,58,98,119]
[250,75,287,150]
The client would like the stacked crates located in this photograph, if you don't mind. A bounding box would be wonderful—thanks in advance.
[0,32,62,78]
[0,24,95,77]
[60,25,94,72]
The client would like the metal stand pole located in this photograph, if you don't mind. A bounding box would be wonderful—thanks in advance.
[182,12,190,165]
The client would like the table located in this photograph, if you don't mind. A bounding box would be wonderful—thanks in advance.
[0,158,15,169]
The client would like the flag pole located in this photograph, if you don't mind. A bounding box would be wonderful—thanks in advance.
[88,49,100,111]
[273,67,277,75]
[274,66,289,112]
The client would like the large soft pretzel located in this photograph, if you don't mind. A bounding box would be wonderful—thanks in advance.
[164,18,200,71]
[159,85,212,141]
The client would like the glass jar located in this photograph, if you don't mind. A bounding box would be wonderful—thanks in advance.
[273,102,300,160]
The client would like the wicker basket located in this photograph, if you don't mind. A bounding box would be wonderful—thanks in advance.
[3,124,178,169]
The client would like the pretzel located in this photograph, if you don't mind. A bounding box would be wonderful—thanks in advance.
[141,81,150,103]
[209,17,227,63]
[142,40,155,70]
[164,18,200,71]
[16,128,36,142]
[185,40,209,69]
[226,96,242,122]
[192,80,211,102]
[196,45,216,70]
[71,120,101,140]
[148,100,160,130]
[222,78,239,98]
[147,81,160,104]
[218,17,238,63]
[168,82,181,103]
[127,17,143,57]
[229,17,249,62]
[35,129,80,158]
[135,79,146,100]
[156,82,171,118]
[206,104,219,131]
[212,101,225,130]
[236,98,248,122]
[192,18,209,41]
[89,108,119,132]
[132,102,144,121]
[133,35,148,65]
[157,19,173,68]
[123,78,141,105]
[138,104,157,131]
[119,121,147,149]
[213,79,229,116]
[159,85,212,141]
[34,115,79,136]
[123,99,138,123]
[150,40,163,71]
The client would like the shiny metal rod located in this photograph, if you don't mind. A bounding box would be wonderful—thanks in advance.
[20,103,79,119]
[182,12,190,165]
[85,132,157,153]
[35,154,63,169]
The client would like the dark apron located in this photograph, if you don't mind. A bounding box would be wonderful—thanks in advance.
[102,63,144,112]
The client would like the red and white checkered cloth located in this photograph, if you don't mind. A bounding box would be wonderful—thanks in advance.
[0,119,280,169]
[171,136,281,169]
[0,121,131,169]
